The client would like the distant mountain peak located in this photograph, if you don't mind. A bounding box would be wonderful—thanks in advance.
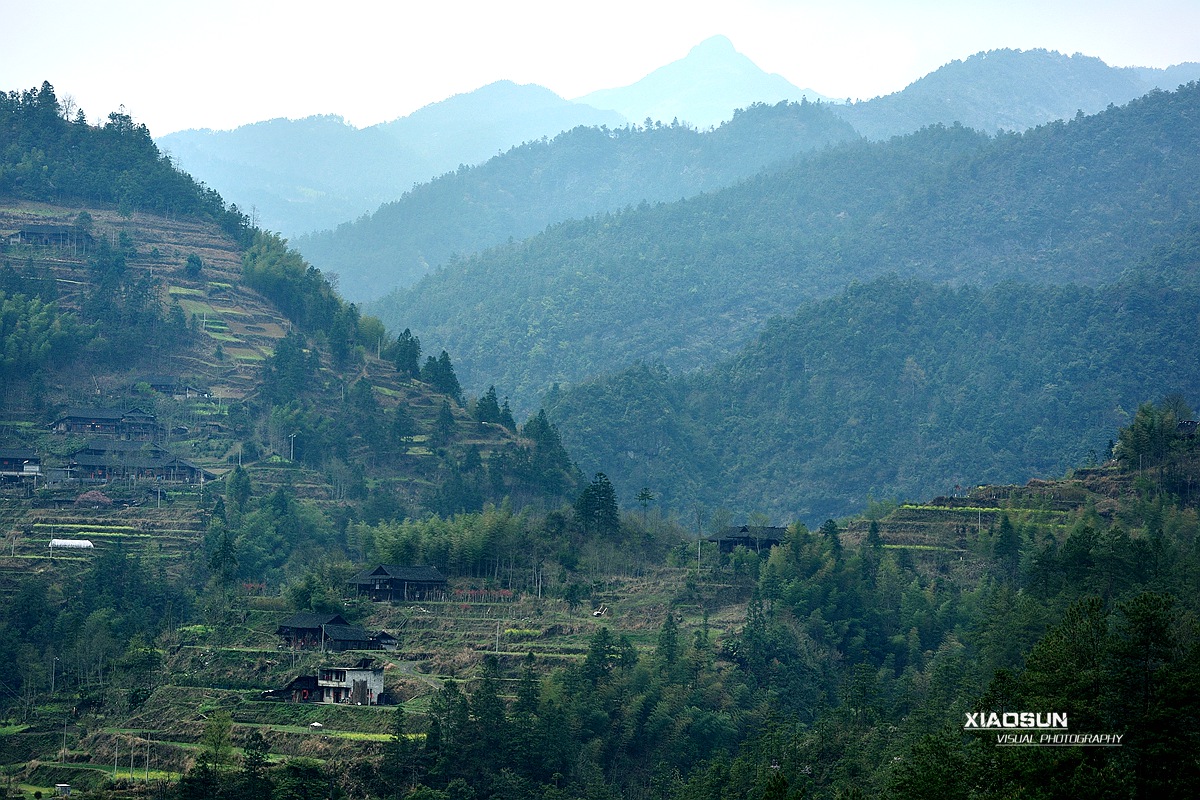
[688,35,737,56]
[576,36,833,128]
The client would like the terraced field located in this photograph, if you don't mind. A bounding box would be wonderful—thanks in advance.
[4,506,206,560]
[0,202,291,402]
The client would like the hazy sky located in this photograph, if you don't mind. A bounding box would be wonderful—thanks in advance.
[5,0,1199,136]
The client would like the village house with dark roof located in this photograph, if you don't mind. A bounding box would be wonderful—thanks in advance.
[275,612,350,649]
[348,564,449,602]
[50,407,159,440]
[8,224,95,249]
[320,624,374,652]
[707,525,788,554]
[68,439,214,484]
[274,611,393,652]
[0,448,40,481]
[370,630,399,651]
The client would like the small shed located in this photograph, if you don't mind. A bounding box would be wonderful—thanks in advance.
[370,630,399,651]
[135,375,208,399]
[321,624,373,652]
[276,612,351,649]
[261,674,322,703]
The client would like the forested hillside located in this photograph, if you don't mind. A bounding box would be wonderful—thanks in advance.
[375,82,1200,412]
[0,82,247,238]
[547,250,1200,521]
[298,100,858,300]
[8,401,1199,800]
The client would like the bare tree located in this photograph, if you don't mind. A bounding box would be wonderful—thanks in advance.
[59,93,78,121]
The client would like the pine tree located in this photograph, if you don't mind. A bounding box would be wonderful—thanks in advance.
[392,328,422,378]
[226,465,252,514]
[656,611,679,668]
[575,472,619,535]
[474,385,503,423]
[866,519,883,550]
[499,398,517,431]
[434,399,456,445]
[994,514,1021,582]
[421,350,464,404]
[820,518,842,558]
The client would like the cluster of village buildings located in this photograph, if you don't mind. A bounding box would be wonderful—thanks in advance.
[1,377,216,488]
[262,564,450,706]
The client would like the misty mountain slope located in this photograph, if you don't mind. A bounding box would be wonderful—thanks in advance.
[297,100,859,300]
[547,256,1200,523]
[576,35,835,128]
[836,48,1200,140]
[373,80,627,162]
[157,46,1196,248]
[157,81,623,237]
[374,83,1200,412]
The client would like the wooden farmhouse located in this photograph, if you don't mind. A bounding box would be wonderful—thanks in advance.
[320,624,374,652]
[0,448,40,482]
[348,564,448,602]
[708,525,788,554]
[275,613,390,652]
[68,439,214,484]
[370,630,399,652]
[8,224,94,249]
[275,613,350,649]
[50,407,159,440]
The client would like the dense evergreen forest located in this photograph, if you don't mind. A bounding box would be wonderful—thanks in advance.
[546,244,1200,522]
[296,100,858,300]
[376,82,1200,412]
